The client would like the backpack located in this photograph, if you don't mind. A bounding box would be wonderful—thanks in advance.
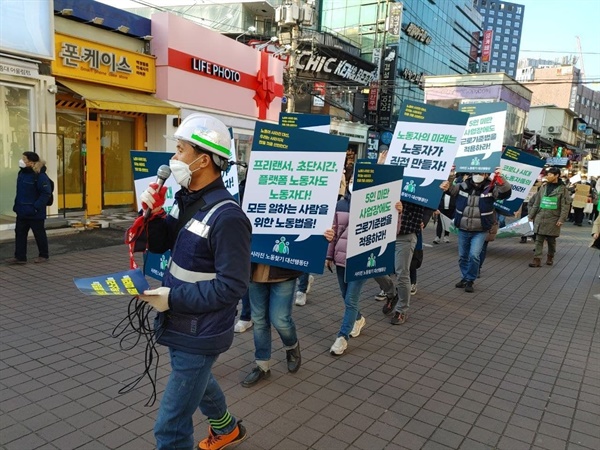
[36,174,54,206]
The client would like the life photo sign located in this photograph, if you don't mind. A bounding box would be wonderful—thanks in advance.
[385,100,468,208]
[242,122,348,273]
[345,161,403,282]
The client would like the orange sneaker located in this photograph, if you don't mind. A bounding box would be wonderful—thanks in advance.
[198,421,247,450]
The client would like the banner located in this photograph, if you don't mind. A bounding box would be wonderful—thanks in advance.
[378,46,397,128]
[481,30,493,63]
[441,213,534,238]
[130,143,241,281]
[345,161,403,282]
[494,147,546,216]
[455,102,507,173]
[242,122,348,273]
[74,269,150,296]
[385,100,469,208]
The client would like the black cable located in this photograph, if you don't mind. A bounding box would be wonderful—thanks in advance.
[111,251,165,407]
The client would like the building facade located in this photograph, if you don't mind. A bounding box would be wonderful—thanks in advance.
[472,0,525,78]
[319,0,483,124]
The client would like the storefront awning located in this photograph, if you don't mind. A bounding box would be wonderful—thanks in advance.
[58,79,180,115]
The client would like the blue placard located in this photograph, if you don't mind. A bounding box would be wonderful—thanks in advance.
[74,268,150,296]
[546,157,569,166]
[242,122,348,273]
[386,101,469,208]
[495,146,546,216]
[345,163,403,282]
[280,113,331,133]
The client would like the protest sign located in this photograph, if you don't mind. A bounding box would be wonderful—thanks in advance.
[242,122,348,273]
[455,102,507,173]
[130,140,241,281]
[587,160,600,177]
[494,146,546,216]
[345,162,403,282]
[280,112,331,133]
[385,100,468,208]
[74,268,150,296]
[572,184,590,208]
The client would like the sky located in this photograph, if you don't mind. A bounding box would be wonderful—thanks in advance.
[517,0,600,89]
[96,0,600,88]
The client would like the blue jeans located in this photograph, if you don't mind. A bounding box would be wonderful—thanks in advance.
[297,272,310,293]
[239,290,251,322]
[458,230,487,282]
[155,348,235,450]
[249,279,298,362]
[335,266,365,339]
[394,233,417,314]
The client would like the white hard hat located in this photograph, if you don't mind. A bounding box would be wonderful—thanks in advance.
[174,113,232,160]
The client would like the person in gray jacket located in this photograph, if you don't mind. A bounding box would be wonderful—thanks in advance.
[440,172,511,292]
[527,167,571,267]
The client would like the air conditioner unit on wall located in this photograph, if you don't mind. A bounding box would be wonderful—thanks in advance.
[547,126,560,134]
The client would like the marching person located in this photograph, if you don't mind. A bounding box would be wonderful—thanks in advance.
[7,151,52,265]
[138,114,251,450]
[441,172,511,292]
[527,167,571,267]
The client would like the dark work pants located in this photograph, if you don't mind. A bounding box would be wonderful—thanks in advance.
[573,207,584,225]
[14,218,49,261]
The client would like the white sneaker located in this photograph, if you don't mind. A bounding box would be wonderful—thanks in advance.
[443,236,450,243]
[234,320,253,333]
[295,291,307,306]
[349,316,366,338]
[305,275,315,293]
[410,284,417,295]
[330,336,347,355]
[433,237,440,244]
[374,290,387,301]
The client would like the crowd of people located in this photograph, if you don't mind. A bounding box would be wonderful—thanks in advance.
[8,113,599,450]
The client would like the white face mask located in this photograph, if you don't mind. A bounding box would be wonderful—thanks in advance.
[18,159,27,169]
[169,156,201,188]
[472,175,485,184]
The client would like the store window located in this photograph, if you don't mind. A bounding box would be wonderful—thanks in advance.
[0,83,33,221]
[57,111,86,210]
[101,116,135,207]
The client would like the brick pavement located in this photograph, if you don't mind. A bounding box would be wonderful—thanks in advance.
[1,223,598,450]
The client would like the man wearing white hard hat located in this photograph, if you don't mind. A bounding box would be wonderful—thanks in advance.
[139,113,251,450]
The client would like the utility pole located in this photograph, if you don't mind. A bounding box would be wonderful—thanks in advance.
[275,0,315,113]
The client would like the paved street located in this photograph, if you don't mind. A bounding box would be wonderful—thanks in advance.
[1,223,599,450]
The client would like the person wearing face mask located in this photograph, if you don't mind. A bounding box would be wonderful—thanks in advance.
[6,151,52,265]
[440,172,512,293]
[136,114,252,450]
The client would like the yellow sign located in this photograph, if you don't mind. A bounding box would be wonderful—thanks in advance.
[51,33,156,93]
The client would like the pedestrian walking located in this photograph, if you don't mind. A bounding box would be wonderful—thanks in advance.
[137,113,251,450]
[6,151,52,265]
[527,167,571,267]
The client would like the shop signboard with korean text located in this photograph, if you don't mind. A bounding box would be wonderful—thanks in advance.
[495,147,546,216]
[52,33,156,92]
[455,102,507,173]
[242,122,348,273]
[345,161,403,282]
[385,101,469,208]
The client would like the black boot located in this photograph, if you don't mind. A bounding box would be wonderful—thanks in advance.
[286,343,301,373]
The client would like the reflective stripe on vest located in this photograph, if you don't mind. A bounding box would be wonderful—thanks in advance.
[167,199,239,283]
[169,259,217,283]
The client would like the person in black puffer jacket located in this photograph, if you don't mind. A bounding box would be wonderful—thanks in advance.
[7,151,52,264]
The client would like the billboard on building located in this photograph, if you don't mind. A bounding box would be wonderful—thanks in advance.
[481,30,493,63]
